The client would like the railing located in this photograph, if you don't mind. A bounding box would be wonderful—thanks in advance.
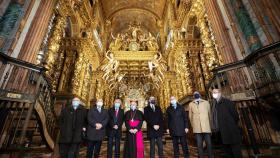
[0,52,56,150]
[209,41,280,98]
[207,42,280,155]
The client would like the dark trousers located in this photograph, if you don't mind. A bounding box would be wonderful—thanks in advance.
[150,137,164,158]
[107,132,121,158]
[195,133,213,158]
[223,143,242,158]
[87,140,102,158]
[59,143,80,158]
[172,135,189,158]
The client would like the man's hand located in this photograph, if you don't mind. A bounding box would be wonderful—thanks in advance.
[95,123,102,130]
[133,129,138,134]
[153,125,160,130]
[113,125,118,129]
[129,129,134,134]
[185,128,189,133]
[166,129,169,134]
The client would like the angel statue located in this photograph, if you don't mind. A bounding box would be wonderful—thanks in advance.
[148,53,166,80]
[101,51,119,80]
[109,33,123,51]
[128,25,141,41]
[148,53,162,71]
[146,32,159,51]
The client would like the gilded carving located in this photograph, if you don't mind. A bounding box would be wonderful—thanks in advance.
[44,15,66,92]
[43,0,222,109]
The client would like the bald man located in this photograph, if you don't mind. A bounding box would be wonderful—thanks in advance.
[58,97,87,158]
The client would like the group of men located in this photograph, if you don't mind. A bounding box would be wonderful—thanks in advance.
[58,88,242,158]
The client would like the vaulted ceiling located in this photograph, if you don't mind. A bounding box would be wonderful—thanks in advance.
[101,0,167,35]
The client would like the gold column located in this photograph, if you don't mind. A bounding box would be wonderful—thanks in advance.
[57,50,76,92]
[198,18,219,82]
[45,15,66,81]
[180,73,187,96]
[71,50,84,96]
[184,51,194,94]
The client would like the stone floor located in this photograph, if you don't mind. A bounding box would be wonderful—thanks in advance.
[22,140,199,158]
[0,140,278,158]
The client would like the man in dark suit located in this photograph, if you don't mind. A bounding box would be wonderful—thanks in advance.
[166,96,189,158]
[87,99,109,158]
[107,99,124,158]
[212,88,242,158]
[58,97,87,158]
[144,96,164,158]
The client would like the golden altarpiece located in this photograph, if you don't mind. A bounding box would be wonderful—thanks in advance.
[0,0,280,156]
[41,0,220,111]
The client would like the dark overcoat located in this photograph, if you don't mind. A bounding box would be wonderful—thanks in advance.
[166,103,189,136]
[144,104,164,138]
[58,105,87,143]
[215,97,241,144]
[106,107,124,137]
[87,107,109,141]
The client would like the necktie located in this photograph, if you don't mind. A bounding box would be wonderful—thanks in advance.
[115,109,118,117]
[98,108,101,113]
[152,105,155,112]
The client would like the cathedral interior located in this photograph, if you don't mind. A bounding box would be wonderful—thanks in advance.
[0,0,280,157]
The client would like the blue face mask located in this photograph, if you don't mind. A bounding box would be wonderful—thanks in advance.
[150,100,156,105]
[72,100,80,109]
[194,93,200,99]
[114,103,120,109]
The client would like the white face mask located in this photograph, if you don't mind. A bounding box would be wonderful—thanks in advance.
[131,105,136,111]
[212,93,220,99]
[96,102,103,108]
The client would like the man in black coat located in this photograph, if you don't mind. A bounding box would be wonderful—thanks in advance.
[166,96,189,158]
[107,99,124,158]
[144,96,164,158]
[58,97,87,158]
[87,99,109,158]
[212,88,242,158]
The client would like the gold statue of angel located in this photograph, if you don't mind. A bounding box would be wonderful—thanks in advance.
[109,33,123,51]
[101,51,119,80]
